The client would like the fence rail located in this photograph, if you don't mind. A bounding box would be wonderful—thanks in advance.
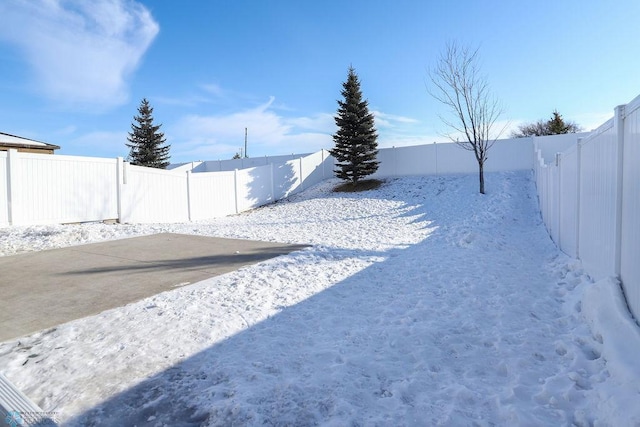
[534,96,640,321]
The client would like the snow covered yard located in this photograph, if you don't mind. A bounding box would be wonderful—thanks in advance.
[1,171,639,426]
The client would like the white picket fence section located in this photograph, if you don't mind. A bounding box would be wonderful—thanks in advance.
[535,96,640,321]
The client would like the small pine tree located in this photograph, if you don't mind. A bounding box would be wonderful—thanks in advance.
[126,98,170,168]
[547,110,573,134]
[330,66,379,184]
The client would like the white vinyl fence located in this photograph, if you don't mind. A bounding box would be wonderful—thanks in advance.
[535,96,640,321]
[168,153,311,173]
[2,135,558,229]
[372,138,534,178]
[0,150,334,226]
[0,151,120,226]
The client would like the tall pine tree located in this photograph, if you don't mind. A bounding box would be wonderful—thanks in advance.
[126,98,170,168]
[330,66,379,184]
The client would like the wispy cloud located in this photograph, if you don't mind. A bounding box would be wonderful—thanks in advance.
[154,82,260,109]
[370,110,443,148]
[0,0,159,109]
[200,83,226,98]
[170,97,334,161]
[372,111,419,128]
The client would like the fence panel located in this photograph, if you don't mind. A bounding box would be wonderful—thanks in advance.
[188,171,236,220]
[373,139,533,179]
[121,165,188,223]
[273,159,301,200]
[10,153,118,225]
[371,148,397,177]
[201,153,311,172]
[299,150,327,190]
[435,143,478,174]
[236,165,273,213]
[540,165,551,237]
[548,164,560,244]
[578,120,618,280]
[559,145,579,257]
[621,101,640,320]
[485,138,535,172]
[542,166,551,232]
[0,152,7,226]
[396,145,436,176]
[533,133,586,162]
[534,149,544,220]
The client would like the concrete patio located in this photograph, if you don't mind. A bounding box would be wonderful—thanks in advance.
[0,233,308,342]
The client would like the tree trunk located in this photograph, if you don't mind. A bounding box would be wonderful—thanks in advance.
[478,161,485,194]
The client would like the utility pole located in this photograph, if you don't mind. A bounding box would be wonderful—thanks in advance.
[244,127,248,158]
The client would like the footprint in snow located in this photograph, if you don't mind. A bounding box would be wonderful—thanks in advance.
[458,233,475,247]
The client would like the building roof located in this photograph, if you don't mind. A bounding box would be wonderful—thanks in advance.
[0,132,60,151]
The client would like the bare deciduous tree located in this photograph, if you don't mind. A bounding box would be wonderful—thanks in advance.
[429,42,505,194]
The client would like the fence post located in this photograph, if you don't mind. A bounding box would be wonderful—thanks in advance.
[6,149,18,225]
[234,169,239,214]
[434,142,438,176]
[575,138,582,259]
[270,162,275,202]
[393,146,397,177]
[186,170,193,221]
[556,152,562,247]
[614,105,626,276]
[116,157,124,223]
[299,157,304,190]
[545,165,550,234]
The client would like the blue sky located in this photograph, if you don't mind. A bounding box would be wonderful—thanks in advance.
[0,0,639,163]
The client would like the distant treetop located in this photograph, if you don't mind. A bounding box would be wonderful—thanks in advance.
[512,110,581,138]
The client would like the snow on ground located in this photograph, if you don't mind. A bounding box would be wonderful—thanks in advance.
[1,171,639,426]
